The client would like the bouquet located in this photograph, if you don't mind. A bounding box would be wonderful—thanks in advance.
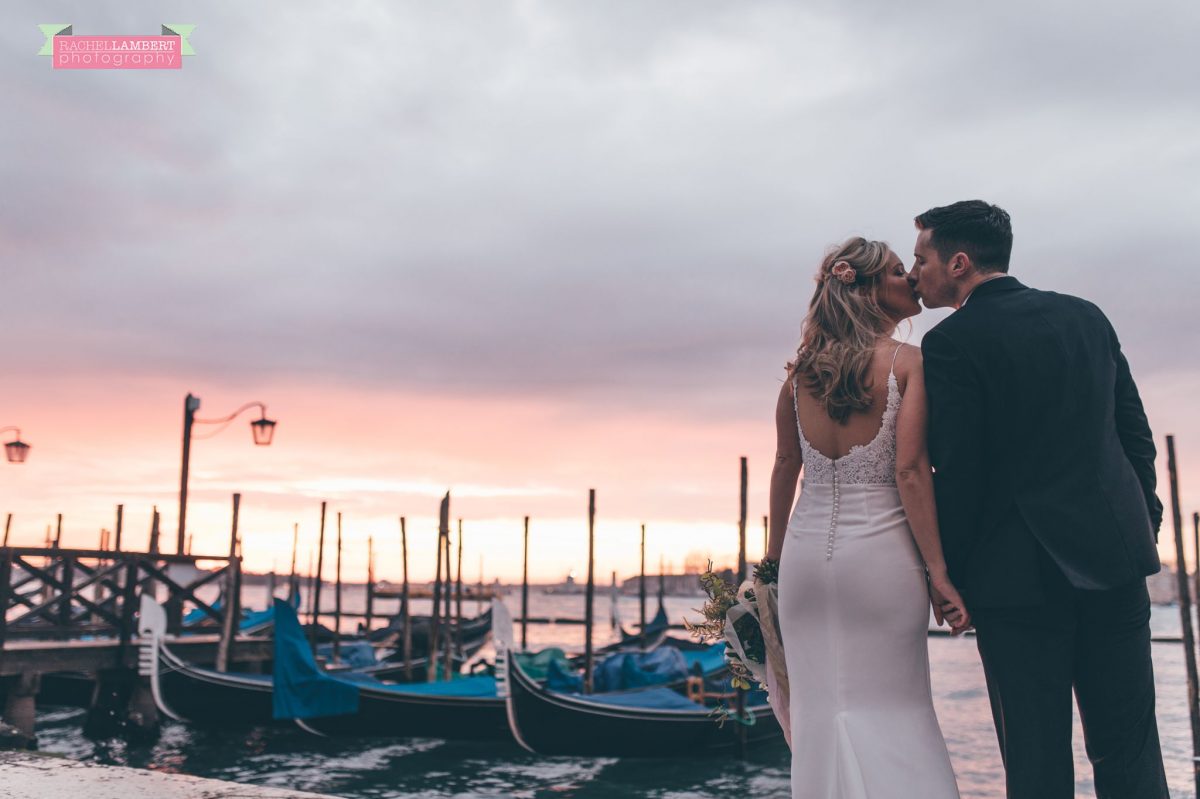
[688,559,791,746]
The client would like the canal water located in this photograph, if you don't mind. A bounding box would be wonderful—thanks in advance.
[34,591,1197,798]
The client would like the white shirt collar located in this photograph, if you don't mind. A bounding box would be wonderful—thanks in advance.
[960,274,1007,307]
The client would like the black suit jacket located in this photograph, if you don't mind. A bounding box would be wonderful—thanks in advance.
[922,276,1162,608]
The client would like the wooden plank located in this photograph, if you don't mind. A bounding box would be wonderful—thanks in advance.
[0,635,274,676]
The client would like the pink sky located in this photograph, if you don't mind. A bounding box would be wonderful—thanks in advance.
[4,365,1197,584]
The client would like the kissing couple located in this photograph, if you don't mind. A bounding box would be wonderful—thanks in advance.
[763,200,1168,798]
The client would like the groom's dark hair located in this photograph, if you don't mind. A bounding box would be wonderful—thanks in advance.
[914,200,1012,273]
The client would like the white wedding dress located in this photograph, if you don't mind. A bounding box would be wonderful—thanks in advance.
[777,350,959,799]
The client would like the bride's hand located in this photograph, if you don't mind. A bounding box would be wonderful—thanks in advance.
[928,570,971,635]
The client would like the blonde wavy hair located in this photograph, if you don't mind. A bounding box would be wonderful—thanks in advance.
[789,237,896,424]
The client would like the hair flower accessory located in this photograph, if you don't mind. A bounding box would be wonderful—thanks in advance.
[831,260,857,284]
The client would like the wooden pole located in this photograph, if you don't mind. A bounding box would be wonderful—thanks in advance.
[763,515,768,559]
[455,519,464,662]
[1167,435,1200,797]
[610,570,618,633]
[54,513,63,548]
[266,568,277,604]
[429,493,448,682]
[308,501,327,655]
[639,524,646,631]
[3,513,11,547]
[305,549,315,626]
[442,521,453,679]
[400,516,412,682]
[584,488,596,694]
[521,515,530,650]
[333,512,343,664]
[737,456,748,584]
[736,458,749,756]
[114,505,123,552]
[1193,511,1199,620]
[365,534,375,633]
[187,534,193,556]
[477,554,483,615]
[215,493,241,673]
[658,553,665,612]
[289,522,300,602]
[148,507,161,554]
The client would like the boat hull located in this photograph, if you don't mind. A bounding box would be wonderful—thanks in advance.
[503,649,782,757]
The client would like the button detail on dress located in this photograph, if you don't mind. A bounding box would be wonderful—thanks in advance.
[826,464,840,560]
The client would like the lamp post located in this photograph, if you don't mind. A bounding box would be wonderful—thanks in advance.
[1,427,31,464]
[177,393,276,555]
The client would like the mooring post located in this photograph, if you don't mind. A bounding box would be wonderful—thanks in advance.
[215,493,241,673]
[455,519,464,660]
[114,505,123,552]
[429,493,448,682]
[735,458,749,757]
[0,671,40,749]
[288,522,300,603]
[441,521,453,680]
[333,512,343,665]
[521,515,530,650]
[364,534,374,633]
[400,516,413,682]
[308,502,327,655]
[1167,436,1200,797]
[737,456,748,584]
[639,523,646,632]
[584,488,596,694]
[1193,511,1199,620]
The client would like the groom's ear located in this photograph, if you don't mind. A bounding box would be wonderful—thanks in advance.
[948,252,973,278]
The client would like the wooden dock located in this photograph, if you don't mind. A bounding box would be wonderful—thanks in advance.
[0,546,264,749]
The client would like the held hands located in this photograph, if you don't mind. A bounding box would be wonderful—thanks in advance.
[927,569,972,636]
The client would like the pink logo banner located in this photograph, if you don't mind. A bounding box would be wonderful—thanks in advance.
[53,35,182,70]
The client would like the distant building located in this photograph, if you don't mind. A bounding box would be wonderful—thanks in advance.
[619,570,732,597]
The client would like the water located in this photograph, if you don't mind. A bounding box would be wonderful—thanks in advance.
[33,592,1198,798]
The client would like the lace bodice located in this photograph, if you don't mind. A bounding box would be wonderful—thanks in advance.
[792,352,902,487]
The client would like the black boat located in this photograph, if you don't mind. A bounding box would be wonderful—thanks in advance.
[139,596,488,728]
[599,604,671,655]
[500,643,783,757]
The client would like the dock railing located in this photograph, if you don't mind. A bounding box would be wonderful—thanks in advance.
[0,547,240,650]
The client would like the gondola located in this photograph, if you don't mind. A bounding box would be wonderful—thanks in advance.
[281,600,731,741]
[500,641,783,757]
[272,597,510,740]
[599,604,671,655]
[140,590,496,729]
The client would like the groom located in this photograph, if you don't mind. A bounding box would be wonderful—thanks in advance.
[908,200,1168,799]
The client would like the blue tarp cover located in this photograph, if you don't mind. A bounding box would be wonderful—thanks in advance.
[316,641,378,669]
[575,686,700,710]
[546,657,584,693]
[681,643,726,675]
[593,646,689,693]
[337,671,499,697]
[272,599,360,720]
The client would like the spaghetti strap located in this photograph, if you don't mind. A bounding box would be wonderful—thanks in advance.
[888,342,903,378]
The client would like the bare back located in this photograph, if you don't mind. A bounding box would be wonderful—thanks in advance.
[791,341,912,462]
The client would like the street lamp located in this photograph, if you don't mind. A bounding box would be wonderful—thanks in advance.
[1,427,31,464]
[177,393,277,554]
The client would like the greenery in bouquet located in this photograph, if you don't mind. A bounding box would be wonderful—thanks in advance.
[686,561,769,691]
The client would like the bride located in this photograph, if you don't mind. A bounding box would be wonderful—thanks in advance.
[765,237,969,798]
